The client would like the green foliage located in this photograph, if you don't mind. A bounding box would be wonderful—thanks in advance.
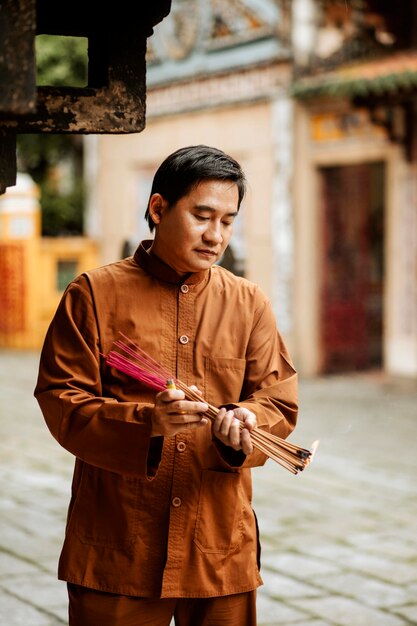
[36,35,88,87]
[17,134,75,184]
[17,35,88,236]
[41,180,84,237]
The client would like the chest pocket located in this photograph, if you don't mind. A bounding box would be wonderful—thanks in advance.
[204,356,246,407]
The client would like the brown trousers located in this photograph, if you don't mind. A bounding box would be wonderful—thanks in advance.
[68,584,257,626]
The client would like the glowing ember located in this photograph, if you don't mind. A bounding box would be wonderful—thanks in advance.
[305,440,320,467]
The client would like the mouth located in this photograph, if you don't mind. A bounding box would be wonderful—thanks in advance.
[194,249,218,259]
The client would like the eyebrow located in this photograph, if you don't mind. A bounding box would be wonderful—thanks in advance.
[194,205,239,218]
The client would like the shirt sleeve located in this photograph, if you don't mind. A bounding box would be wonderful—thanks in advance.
[34,275,162,478]
[214,294,298,470]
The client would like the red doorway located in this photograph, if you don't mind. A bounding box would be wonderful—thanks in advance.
[320,162,385,373]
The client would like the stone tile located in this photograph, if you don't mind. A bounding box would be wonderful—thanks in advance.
[48,604,68,623]
[313,572,411,608]
[406,582,417,598]
[36,555,60,575]
[291,622,332,626]
[257,593,310,625]
[348,532,417,560]
[260,568,323,599]
[0,587,63,626]
[294,596,407,626]
[302,543,360,563]
[261,552,340,579]
[0,551,41,578]
[338,553,417,585]
[0,525,60,562]
[0,572,68,611]
[394,604,417,622]
[302,544,417,585]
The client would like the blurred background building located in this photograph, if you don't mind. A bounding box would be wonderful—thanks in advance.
[291,0,417,378]
[1,0,417,381]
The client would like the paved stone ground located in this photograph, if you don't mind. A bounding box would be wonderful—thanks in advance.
[1,350,416,626]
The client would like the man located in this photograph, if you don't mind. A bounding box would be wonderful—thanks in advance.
[35,145,298,626]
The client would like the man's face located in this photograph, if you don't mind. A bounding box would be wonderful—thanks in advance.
[149,179,240,275]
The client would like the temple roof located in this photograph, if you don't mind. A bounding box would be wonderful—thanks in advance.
[147,0,289,87]
[292,51,417,99]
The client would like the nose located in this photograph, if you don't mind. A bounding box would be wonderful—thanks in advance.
[203,221,223,245]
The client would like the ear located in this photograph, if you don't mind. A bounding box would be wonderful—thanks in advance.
[148,193,168,227]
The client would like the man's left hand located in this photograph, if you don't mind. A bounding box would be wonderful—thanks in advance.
[213,407,256,455]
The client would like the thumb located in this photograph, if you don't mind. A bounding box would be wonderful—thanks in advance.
[189,384,203,396]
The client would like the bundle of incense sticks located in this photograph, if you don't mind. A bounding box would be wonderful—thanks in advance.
[105,334,318,474]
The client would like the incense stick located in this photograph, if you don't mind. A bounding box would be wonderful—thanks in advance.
[105,334,318,474]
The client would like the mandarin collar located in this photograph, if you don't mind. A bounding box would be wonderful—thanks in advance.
[133,240,209,286]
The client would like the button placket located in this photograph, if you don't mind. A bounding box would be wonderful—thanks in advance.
[164,281,193,579]
[162,282,203,595]
[178,284,191,347]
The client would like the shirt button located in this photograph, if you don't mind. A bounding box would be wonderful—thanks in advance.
[179,335,189,345]
[180,284,189,293]
[176,441,186,452]
[172,497,182,507]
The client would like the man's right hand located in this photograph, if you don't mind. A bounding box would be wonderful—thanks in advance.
[151,387,209,437]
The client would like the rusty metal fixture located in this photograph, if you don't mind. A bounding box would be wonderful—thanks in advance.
[0,0,172,193]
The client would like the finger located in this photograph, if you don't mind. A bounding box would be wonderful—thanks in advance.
[168,401,208,415]
[157,389,185,403]
[171,415,209,430]
[213,407,226,433]
[218,410,236,437]
[243,415,256,431]
[240,429,253,455]
[189,385,203,396]
[180,418,208,432]
[229,418,242,448]
[171,414,208,425]
[192,416,209,428]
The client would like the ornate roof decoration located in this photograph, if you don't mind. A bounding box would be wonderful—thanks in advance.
[147,0,288,87]
[208,0,275,51]
[296,0,410,77]
[292,51,417,99]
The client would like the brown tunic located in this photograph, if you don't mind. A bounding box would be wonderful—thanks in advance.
[35,241,298,598]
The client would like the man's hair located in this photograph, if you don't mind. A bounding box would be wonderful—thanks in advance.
[145,145,246,232]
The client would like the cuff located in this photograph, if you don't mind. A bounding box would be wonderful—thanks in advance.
[213,437,246,468]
